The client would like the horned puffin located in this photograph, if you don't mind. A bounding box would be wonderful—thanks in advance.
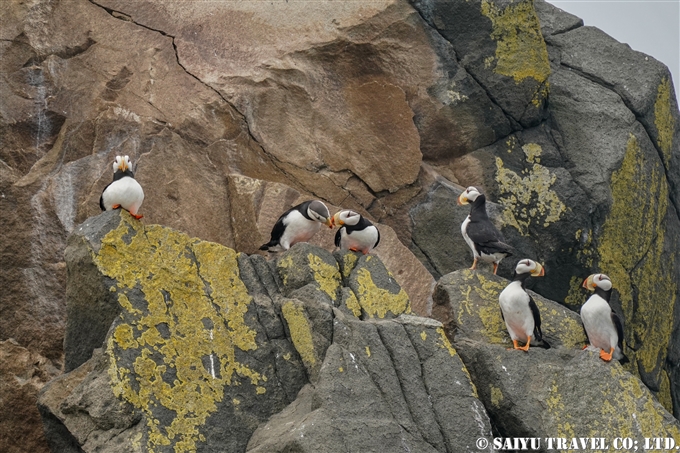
[332,210,380,255]
[457,186,513,274]
[581,274,628,363]
[498,259,550,351]
[259,200,333,252]
[99,155,144,219]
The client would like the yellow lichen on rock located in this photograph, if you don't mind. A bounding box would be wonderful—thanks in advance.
[344,290,363,318]
[281,301,317,367]
[495,143,567,235]
[459,271,507,344]
[597,133,675,411]
[308,254,341,301]
[97,215,265,452]
[490,385,503,407]
[480,0,550,84]
[654,77,674,164]
[436,327,457,357]
[353,267,411,318]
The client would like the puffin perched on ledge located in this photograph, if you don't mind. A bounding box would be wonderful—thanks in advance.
[100,155,144,219]
[259,200,333,252]
[498,259,550,351]
[332,210,380,255]
[581,274,628,363]
[457,186,513,274]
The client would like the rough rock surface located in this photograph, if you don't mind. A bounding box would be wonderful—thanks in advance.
[434,269,680,445]
[408,0,680,415]
[3,0,680,450]
[38,210,492,452]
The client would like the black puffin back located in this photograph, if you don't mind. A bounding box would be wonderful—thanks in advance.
[259,201,310,250]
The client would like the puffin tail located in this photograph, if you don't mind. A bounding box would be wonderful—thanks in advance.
[618,353,630,365]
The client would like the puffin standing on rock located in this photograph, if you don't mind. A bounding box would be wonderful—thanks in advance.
[581,274,628,363]
[332,210,380,255]
[100,155,144,219]
[498,259,550,351]
[259,200,333,252]
[458,186,513,274]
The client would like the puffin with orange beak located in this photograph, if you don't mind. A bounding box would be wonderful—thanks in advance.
[99,155,144,219]
[259,200,333,252]
[457,186,513,275]
[498,259,550,351]
[580,274,628,363]
[331,210,380,255]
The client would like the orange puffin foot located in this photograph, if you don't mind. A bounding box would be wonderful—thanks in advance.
[112,204,121,210]
[582,344,590,350]
[518,336,531,352]
[600,347,614,362]
[469,258,478,270]
[131,213,143,220]
[493,263,499,275]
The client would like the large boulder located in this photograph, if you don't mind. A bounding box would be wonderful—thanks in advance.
[39,210,493,452]
[435,269,680,444]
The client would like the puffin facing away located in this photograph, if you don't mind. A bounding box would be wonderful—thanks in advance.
[458,186,513,274]
[498,259,550,351]
[581,274,628,363]
[100,155,144,219]
[259,200,333,252]
[332,210,380,255]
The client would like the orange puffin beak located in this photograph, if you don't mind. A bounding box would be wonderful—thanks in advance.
[531,263,545,277]
[457,193,468,206]
[118,159,128,172]
[325,217,333,228]
[331,212,343,228]
[582,275,595,291]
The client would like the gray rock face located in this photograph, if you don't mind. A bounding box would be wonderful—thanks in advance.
[435,269,680,445]
[39,211,492,452]
[408,0,680,417]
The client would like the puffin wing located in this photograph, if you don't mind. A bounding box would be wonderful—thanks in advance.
[529,295,550,348]
[374,227,380,249]
[259,210,291,250]
[611,310,629,363]
[99,182,112,211]
[334,227,342,248]
[466,221,513,255]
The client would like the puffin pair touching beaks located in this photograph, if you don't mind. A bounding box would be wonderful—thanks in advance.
[259,202,380,254]
[581,273,628,363]
[458,186,513,275]
[100,155,144,219]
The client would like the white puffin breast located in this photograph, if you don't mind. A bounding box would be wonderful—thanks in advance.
[461,215,477,258]
[102,177,144,215]
[580,295,619,353]
[279,210,321,249]
[498,281,534,342]
[340,225,379,253]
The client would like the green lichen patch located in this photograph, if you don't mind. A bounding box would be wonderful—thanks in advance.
[349,256,411,319]
[277,245,342,302]
[480,0,550,84]
[98,217,265,452]
[654,77,674,164]
[597,133,676,411]
[281,301,317,369]
[495,143,567,235]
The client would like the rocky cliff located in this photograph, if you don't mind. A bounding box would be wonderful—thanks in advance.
[1,0,680,451]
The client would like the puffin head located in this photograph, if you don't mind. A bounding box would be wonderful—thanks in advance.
[307,200,333,228]
[113,155,132,173]
[514,259,545,277]
[331,210,360,228]
[582,273,612,292]
[457,186,482,206]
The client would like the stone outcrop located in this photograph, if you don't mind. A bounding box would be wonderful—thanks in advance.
[2,0,680,450]
[38,210,493,452]
[435,269,680,444]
